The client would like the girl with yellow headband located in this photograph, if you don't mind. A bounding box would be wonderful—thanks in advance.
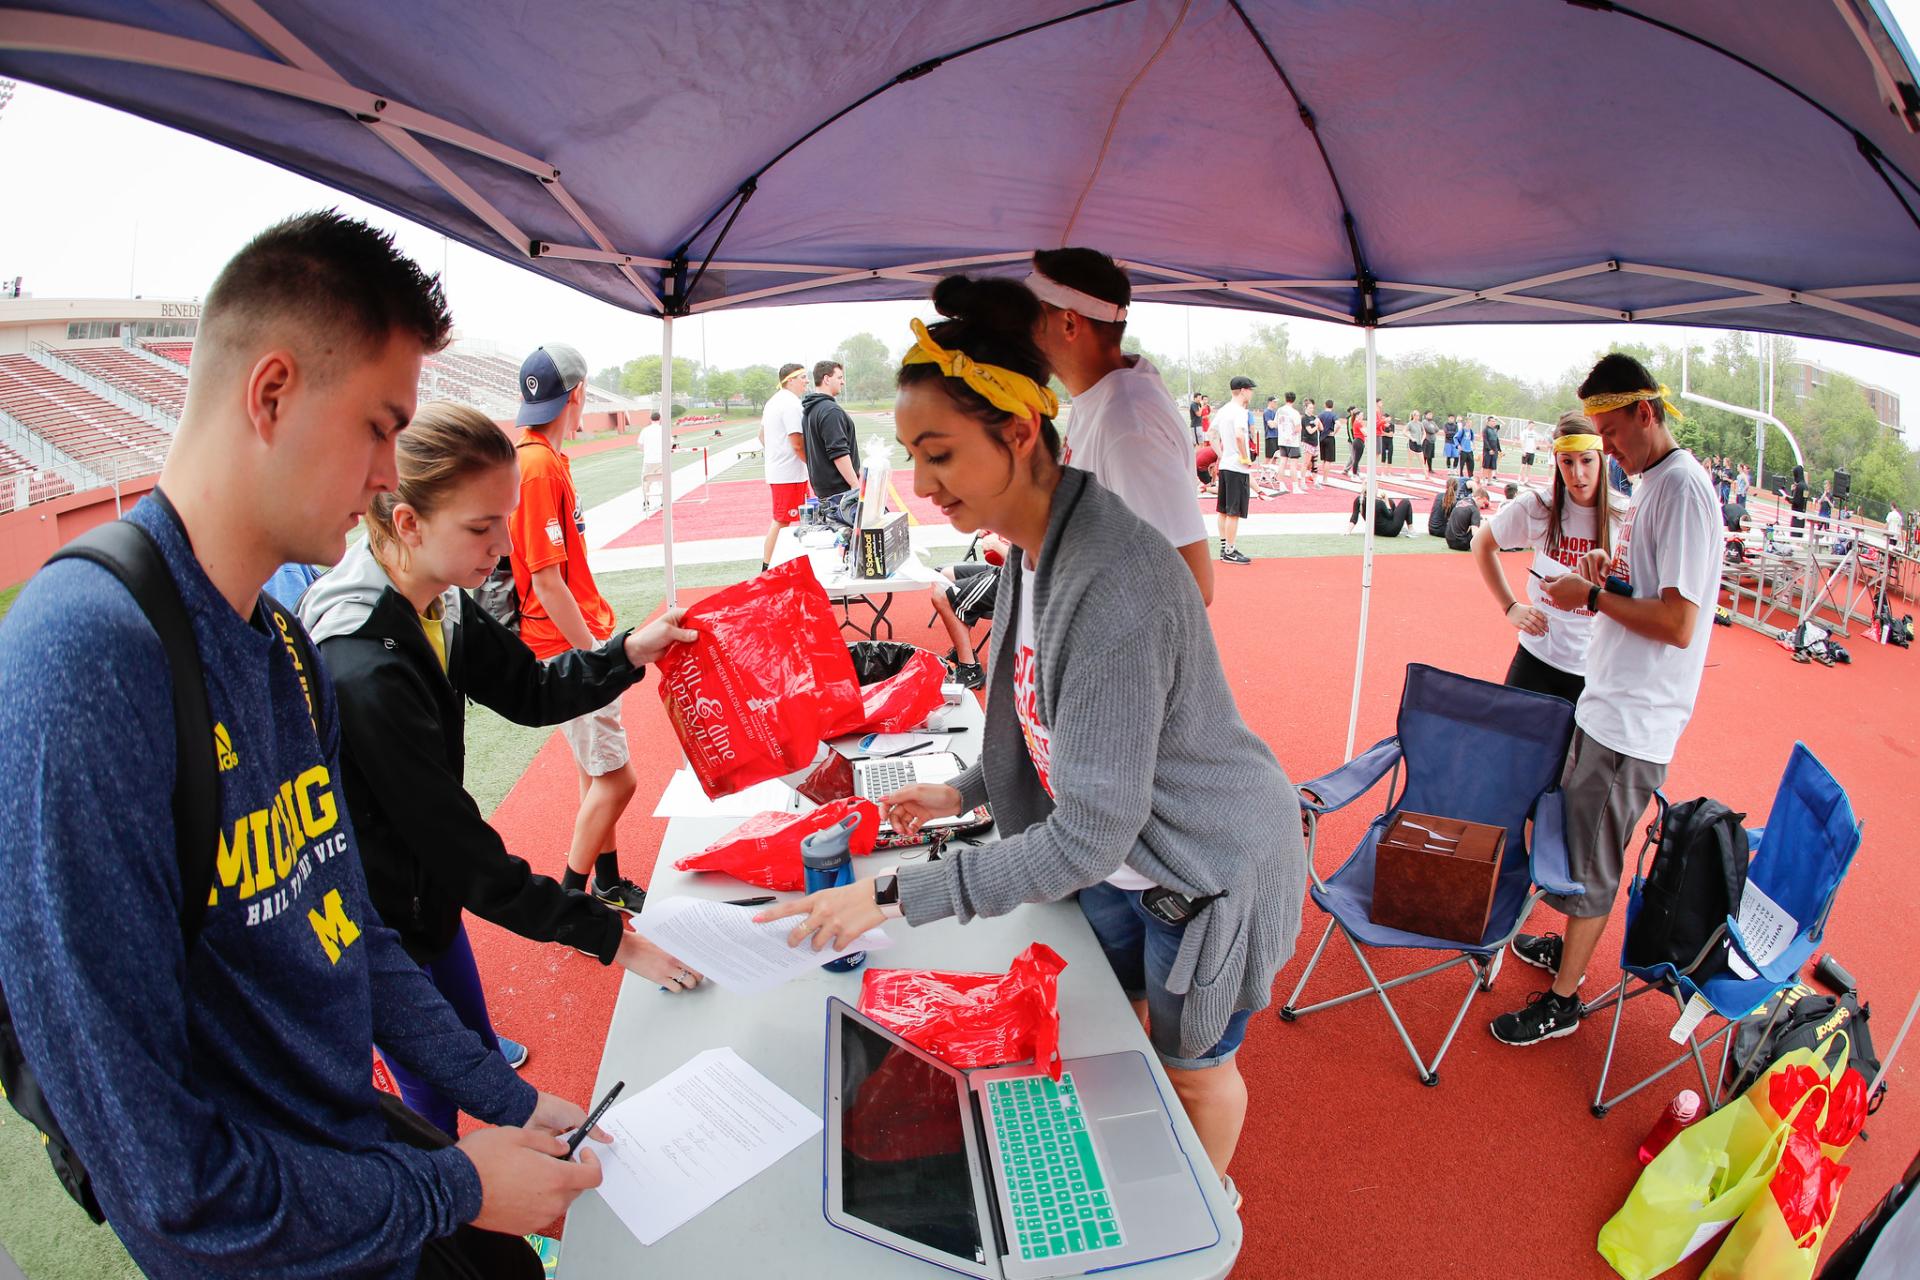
[762,274,1307,1200]
[1470,411,1624,702]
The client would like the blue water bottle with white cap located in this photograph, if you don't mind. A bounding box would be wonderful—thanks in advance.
[800,812,867,973]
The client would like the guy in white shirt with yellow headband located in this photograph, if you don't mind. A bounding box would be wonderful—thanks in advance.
[1492,354,1722,1047]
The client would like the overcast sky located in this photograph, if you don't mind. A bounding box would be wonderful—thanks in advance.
[4,10,1919,432]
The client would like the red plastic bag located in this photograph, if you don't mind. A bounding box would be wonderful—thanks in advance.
[825,642,947,738]
[1769,1128,1851,1241]
[1817,1068,1870,1155]
[656,559,863,797]
[1769,1064,1828,1134]
[858,943,1068,1080]
[674,797,879,891]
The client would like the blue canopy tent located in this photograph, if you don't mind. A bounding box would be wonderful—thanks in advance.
[6,0,1919,753]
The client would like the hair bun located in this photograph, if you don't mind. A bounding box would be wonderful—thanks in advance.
[930,274,1041,334]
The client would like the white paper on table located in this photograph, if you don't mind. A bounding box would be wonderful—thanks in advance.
[652,769,801,819]
[632,895,893,994]
[828,732,945,760]
[581,1047,822,1246]
[1726,880,1796,980]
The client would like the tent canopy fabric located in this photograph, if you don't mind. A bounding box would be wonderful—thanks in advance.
[6,0,1920,353]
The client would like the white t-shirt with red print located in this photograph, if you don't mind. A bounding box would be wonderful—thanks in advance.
[1486,489,1624,677]
[1013,564,1155,891]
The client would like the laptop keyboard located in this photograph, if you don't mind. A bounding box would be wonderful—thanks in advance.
[986,1073,1123,1261]
[859,758,920,794]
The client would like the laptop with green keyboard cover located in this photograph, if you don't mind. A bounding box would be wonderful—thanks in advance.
[824,998,1220,1278]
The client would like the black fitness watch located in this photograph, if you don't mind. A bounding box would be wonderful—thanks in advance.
[872,873,900,909]
[1588,584,1602,614]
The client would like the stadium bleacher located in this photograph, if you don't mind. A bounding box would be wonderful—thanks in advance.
[0,439,74,514]
[422,347,625,416]
[0,356,172,478]
[58,346,188,418]
[143,340,193,368]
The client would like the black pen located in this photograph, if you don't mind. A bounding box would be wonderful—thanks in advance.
[566,1080,625,1159]
[724,896,775,907]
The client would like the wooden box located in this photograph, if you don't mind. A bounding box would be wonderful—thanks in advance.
[1369,810,1507,945]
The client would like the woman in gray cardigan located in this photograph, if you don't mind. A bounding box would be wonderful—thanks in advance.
[764,276,1306,1189]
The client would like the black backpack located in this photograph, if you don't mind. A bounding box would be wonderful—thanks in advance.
[1720,982,1886,1114]
[1624,797,1750,980]
[0,516,316,1224]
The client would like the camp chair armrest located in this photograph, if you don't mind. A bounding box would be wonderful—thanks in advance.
[1297,736,1402,814]
[1527,788,1585,899]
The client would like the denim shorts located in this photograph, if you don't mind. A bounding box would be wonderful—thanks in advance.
[1077,881,1252,1071]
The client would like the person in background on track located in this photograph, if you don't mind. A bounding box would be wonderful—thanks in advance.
[1318,399,1339,471]
[1428,476,1460,537]
[1300,397,1324,484]
[1348,492,1415,538]
[1212,377,1257,565]
[1482,414,1503,477]
[1445,482,1485,551]
[1457,416,1478,480]
[1470,412,1624,703]
[303,401,705,1131]
[1273,391,1306,494]
[763,275,1307,1196]
[1377,409,1396,475]
[758,362,811,571]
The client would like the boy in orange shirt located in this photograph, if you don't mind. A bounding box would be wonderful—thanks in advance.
[508,343,645,911]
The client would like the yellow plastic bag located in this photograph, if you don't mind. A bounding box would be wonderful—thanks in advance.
[1699,1130,1849,1280]
[1596,1088,1819,1280]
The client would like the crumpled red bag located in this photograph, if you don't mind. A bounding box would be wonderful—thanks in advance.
[1817,1068,1870,1155]
[858,943,1068,1080]
[1769,1128,1851,1242]
[674,797,880,891]
[1769,1064,1829,1134]
[656,559,863,797]
[825,642,947,738]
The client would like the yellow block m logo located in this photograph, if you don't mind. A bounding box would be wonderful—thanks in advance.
[306,890,362,964]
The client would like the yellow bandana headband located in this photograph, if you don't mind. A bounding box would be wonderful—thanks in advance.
[1580,386,1685,420]
[902,318,1059,422]
[1553,433,1604,454]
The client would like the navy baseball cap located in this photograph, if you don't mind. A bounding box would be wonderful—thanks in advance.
[516,343,588,426]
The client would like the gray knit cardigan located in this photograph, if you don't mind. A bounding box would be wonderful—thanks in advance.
[897,467,1307,1058]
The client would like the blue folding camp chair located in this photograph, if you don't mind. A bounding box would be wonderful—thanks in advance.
[1585,742,1863,1118]
[1279,664,1582,1085]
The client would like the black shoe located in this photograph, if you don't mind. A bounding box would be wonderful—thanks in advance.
[1490,989,1583,1045]
[952,661,985,690]
[1510,932,1563,974]
[1223,548,1253,564]
[592,876,647,913]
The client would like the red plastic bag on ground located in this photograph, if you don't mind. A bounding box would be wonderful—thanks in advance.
[1817,1068,1870,1156]
[825,642,947,738]
[858,943,1068,1080]
[1770,1128,1851,1240]
[656,559,863,797]
[674,798,880,891]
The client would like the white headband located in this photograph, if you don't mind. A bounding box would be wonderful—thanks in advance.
[1023,271,1128,324]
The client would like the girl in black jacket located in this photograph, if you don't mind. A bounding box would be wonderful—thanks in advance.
[303,402,700,1135]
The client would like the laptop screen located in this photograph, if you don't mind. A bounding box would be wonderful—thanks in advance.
[837,1010,985,1263]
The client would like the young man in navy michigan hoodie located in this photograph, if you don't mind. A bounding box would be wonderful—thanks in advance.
[0,213,601,1279]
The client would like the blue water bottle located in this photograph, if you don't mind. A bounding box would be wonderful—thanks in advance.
[800,813,866,973]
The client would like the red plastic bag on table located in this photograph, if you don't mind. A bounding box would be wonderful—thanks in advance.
[655,559,863,798]
[825,642,947,738]
[674,797,880,891]
[858,943,1068,1081]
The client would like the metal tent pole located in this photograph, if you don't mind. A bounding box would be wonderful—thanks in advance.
[1344,328,1379,760]
[660,316,678,606]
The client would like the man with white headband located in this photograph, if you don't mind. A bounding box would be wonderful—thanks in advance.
[1028,248,1215,604]
[759,362,810,570]
[1491,353,1721,1048]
